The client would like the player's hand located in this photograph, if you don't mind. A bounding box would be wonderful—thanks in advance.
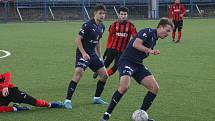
[180,14,184,18]
[82,53,90,60]
[153,50,160,55]
[149,49,160,55]
[2,87,9,97]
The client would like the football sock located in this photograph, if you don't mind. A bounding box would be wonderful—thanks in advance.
[178,31,182,42]
[66,80,77,100]
[140,91,157,111]
[107,69,113,76]
[35,99,49,107]
[95,80,106,97]
[172,31,176,41]
[0,106,14,112]
[106,90,123,114]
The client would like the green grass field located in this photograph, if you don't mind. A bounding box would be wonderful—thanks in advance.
[0,19,215,121]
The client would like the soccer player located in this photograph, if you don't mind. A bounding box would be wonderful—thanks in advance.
[93,6,137,78]
[0,72,64,112]
[100,18,174,121]
[64,4,108,109]
[169,0,186,43]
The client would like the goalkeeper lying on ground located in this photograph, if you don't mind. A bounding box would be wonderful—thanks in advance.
[0,72,64,112]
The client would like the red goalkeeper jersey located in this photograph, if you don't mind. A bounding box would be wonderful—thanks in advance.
[106,20,137,52]
[0,72,14,94]
[169,3,186,21]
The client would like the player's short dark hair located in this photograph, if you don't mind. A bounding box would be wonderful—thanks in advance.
[157,17,174,29]
[117,6,129,13]
[94,4,106,12]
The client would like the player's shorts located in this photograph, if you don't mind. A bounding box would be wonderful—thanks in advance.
[118,59,152,84]
[104,49,122,68]
[75,54,104,72]
[173,20,183,31]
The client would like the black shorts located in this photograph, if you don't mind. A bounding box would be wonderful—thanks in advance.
[0,87,36,106]
[104,49,122,68]
[118,60,152,84]
[75,54,104,72]
[173,20,183,32]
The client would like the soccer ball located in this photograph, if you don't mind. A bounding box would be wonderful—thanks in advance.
[132,109,148,121]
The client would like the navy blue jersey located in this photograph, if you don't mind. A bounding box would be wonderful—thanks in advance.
[77,19,105,56]
[119,28,158,64]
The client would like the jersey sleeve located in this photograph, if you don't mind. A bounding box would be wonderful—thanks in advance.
[78,23,91,37]
[136,29,153,48]
[168,5,173,19]
[106,22,115,48]
[181,4,186,17]
[130,23,137,37]
[0,72,13,89]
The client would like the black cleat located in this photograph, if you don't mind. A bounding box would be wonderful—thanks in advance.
[93,72,98,79]
[148,118,155,121]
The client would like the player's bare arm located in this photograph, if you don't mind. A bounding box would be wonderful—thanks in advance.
[75,34,90,60]
[95,41,103,60]
[132,38,160,55]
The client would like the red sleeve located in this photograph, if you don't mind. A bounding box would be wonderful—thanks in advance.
[181,4,186,17]
[0,72,14,91]
[106,22,115,48]
[131,24,137,38]
[168,5,173,19]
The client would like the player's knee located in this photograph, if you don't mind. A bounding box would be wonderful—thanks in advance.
[148,84,159,94]
[99,74,108,81]
[73,69,84,81]
[118,85,129,94]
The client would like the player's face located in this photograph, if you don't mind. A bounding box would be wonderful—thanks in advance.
[118,11,128,20]
[159,25,172,39]
[94,10,106,23]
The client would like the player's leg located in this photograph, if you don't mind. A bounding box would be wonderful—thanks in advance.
[9,87,63,108]
[93,67,109,104]
[101,75,131,121]
[90,56,109,104]
[107,52,121,76]
[93,49,115,79]
[132,65,158,121]
[0,96,19,112]
[172,21,177,42]
[101,61,134,121]
[65,56,89,109]
[177,20,183,43]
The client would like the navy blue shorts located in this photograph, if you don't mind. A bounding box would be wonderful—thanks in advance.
[118,60,152,84]
[75,54,104,72]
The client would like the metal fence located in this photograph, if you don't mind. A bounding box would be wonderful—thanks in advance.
[0,0,215,22]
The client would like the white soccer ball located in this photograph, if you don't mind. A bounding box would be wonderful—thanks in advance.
[132,109,148,121]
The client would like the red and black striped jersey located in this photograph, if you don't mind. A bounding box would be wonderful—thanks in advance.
[169,3,186,21]
[0,72,14,93]
[106,20,137,52]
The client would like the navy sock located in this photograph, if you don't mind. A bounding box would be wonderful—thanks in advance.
[140,91,157,111]
[66,80,77,100]
[95,80,106,97]
[106,90,123,115]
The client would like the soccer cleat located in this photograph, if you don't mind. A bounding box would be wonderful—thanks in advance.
[14,106,30,111]
[93,97,108,105]
[64,99,72,109]
[148,118,155,121]
[50,102,64,108]
[93,72,98,79]
[100,112,111,121]
[100,118,108,121]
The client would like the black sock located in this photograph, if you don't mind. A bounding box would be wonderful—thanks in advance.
[95,80,106,97]
[66,80,77,100]
[140,91,157,111]
[106,90,123,115]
